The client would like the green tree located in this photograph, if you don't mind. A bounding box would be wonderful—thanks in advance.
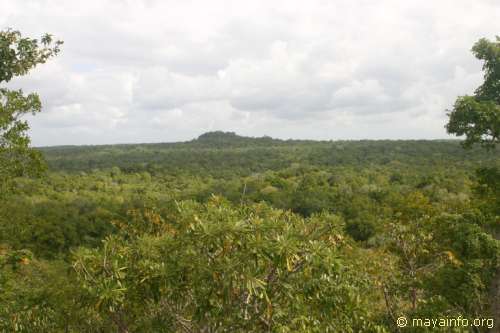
[73,199,385,332]
[0,29,62,192]
[446,36,500,331]
[446,37,500,149]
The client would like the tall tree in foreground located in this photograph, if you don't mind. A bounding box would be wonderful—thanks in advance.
[446,36,499,149]
[0,29,62,192]
[446,36,500,330]
[0,29,64,332]
[445,36,499,218]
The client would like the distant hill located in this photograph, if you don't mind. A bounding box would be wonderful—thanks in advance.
[191,131,288,148]
[36,132,499,177]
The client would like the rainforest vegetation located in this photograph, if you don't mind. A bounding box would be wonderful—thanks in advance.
[0,30,499,332]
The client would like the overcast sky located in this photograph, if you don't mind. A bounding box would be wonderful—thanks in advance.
[2,0,499,146]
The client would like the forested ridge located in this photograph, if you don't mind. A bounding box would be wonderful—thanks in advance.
[39,132,497,175]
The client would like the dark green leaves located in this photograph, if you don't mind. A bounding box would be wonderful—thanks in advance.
[0,29,62,193]
[446,96,499,150]
[0,29,62,83]
[446,37,500,150]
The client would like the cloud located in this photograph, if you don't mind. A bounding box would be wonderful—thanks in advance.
[1,0,499,145]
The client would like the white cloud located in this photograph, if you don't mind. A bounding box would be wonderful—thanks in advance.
[1,0,499,145]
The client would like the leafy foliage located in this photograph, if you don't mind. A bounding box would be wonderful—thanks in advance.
[446,37,500,149]
[0,29,62,192]
[72,199,384,332]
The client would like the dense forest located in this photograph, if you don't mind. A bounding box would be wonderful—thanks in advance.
[1,30,499,332]
[1,132,499,332]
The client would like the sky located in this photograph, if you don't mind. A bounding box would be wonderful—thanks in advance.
[2,0,499,146]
